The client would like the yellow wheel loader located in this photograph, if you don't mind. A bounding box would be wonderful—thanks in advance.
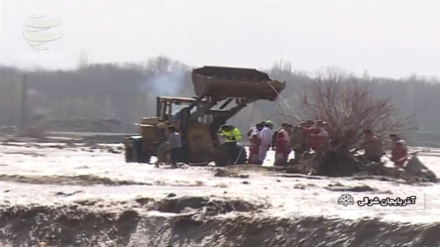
[124,66,286,166]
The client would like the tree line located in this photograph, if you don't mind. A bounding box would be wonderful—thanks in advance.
[0,56,439,134]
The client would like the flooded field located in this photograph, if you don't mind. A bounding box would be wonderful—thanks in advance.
[1,142,440,246]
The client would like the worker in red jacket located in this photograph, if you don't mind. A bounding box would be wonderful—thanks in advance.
[303,120,328,151]
[248,123,264,164]
[389,134,409,168]
[274,124,293,166]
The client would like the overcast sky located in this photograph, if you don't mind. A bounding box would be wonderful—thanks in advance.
[1,0,439,78]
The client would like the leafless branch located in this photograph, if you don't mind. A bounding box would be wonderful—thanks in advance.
[299,69,414,150]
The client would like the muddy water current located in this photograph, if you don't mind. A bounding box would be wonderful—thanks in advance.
[0,143,440,246]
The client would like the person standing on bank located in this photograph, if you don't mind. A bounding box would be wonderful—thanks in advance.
[389,134,408,168]
[272,122,289,150]
[274,124,293,166]
[219,125,242,164]
[259,121,274,163]
[360,129,384,163]
[248,123,264,164]
[167,126,182,168]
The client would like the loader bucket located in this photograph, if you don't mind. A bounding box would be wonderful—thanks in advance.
[192,66,286,101]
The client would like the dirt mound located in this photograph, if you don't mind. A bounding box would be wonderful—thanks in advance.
[0,174,151,186]
[0,200,439,247]
[0,205,140,247]
[0,196,267,247]
[213,167,250,178]
[153,196,261,216]
[195,217,440,247]
[324,183,378,193]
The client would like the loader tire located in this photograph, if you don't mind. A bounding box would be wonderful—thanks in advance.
[125,138,151,163]
[132,142,141,162]
[125,145,133,162]
[213,146,228,167]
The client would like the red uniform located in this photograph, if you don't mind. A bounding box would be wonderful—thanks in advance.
[274,129,290,165]
[304,127,328,151]
[391,140,408,168]
[248,132,261,164]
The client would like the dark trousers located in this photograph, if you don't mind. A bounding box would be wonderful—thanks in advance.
[170,147,181,167]
[294,148,303,161]
[224,142,237,164]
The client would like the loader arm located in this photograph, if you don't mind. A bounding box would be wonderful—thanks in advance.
[210,102,249,132]
[190,66,287,144]
[189,97,218,121]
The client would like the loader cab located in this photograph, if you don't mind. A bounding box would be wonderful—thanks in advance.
[156,96,212,124]
[156,97,183,122]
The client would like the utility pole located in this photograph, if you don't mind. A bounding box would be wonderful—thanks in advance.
[20,73,28,131]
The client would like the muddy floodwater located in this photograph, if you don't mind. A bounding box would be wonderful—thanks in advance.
[1,142,440,246]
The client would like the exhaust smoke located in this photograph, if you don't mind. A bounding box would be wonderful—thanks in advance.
[144,71,187,96]
[139,71,190,115]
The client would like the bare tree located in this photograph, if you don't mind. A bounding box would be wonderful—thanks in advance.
[269,60,292,81]
[143,56,189,75]
[77,49,92,69]
[299,68,413,150]
[269,60,305,125]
